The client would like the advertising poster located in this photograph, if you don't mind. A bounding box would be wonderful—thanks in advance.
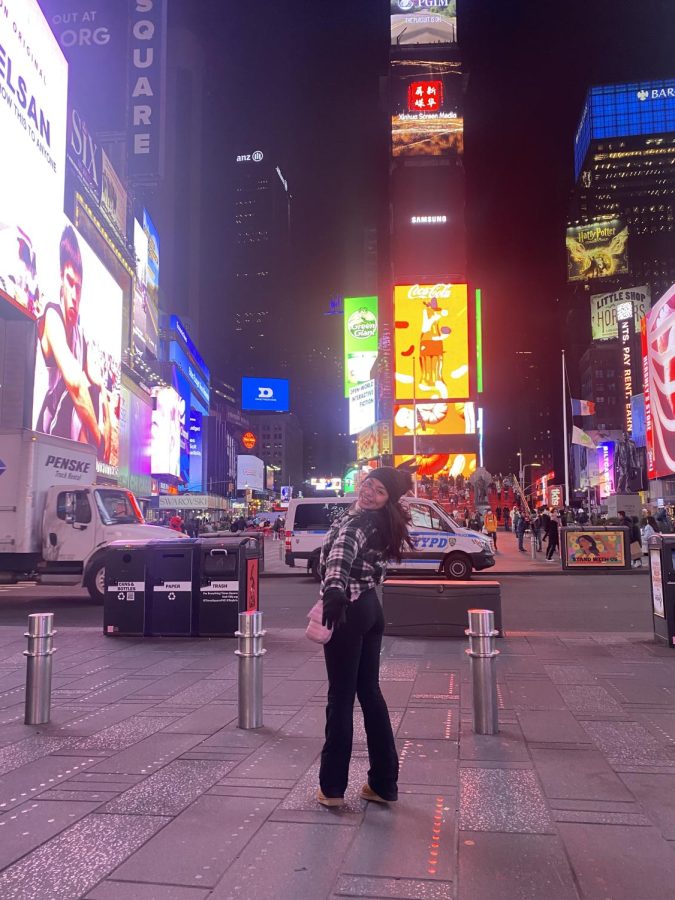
[564,531,626,568]
[349,380,376,435]
[151,386,181,479]
[0,0,68,319]
[118,386,152,492]
[644,284,675,479]
[390,0,457,47]
[170,366,191,485]
[237,455,264,491]
[101,151,128,238]
[650,549,665,618]
[132,219,149,356]
[32,220,123,473]
[391,59,463,158]
[357,421,393,460]
[394,453,476,479]
[188,409,203,492]
[566,219,629,281]
[40,0,129,134]
[394,401,475,436]
[394,283,469,401]
[344,296,379,398]
[142,210,160,356]
[590,286,650,341]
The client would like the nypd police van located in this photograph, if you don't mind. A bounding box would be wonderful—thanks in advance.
[283,495,495,580]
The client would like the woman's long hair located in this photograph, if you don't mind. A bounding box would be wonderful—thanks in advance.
[373,499,413,563]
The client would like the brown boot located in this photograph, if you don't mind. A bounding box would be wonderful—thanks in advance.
[317,788,344,807]
[360,784,395,803]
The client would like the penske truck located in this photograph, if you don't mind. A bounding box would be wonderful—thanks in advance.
[0,429,186,601]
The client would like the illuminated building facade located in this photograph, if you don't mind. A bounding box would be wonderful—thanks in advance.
[381,1,481,484]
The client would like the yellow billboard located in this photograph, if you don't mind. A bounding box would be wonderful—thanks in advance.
[393,401,475,436]
[395,453,476,479]
[394,283,469,400]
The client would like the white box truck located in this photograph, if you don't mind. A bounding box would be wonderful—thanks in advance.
[0,429,187,601]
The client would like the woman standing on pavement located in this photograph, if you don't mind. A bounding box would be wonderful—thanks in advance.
[545,511,560,560]
[317,467,412,808]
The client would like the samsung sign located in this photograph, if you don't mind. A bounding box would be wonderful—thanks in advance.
[242,377,290,412]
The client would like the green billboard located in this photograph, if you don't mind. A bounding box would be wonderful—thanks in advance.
[344,296,378,397]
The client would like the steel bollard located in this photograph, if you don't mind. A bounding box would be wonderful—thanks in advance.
[24,613,56,725]
[530,530,537,559]
[235,611,265,729]
[465,609,499,735]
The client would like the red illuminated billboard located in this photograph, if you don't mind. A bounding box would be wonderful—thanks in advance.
[643,284,675,478]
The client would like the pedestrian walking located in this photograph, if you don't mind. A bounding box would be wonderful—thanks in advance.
[641,515,659,555]
[317,467,412,808]
[483,509,498,550]
[545,512,560,560]
[515,513,528,552]
[532,510,543,551]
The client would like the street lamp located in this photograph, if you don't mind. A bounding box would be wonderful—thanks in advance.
[517,451,541,508]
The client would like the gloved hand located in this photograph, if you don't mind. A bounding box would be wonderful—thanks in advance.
[322,588,348,630]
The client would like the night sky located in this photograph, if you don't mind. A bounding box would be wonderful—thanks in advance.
[180,0,674,474]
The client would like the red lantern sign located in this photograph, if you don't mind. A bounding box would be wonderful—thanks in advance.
[408,80,444,112]
[242,431,257,450]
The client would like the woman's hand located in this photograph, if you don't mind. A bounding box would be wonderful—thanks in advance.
[322,588,348,630]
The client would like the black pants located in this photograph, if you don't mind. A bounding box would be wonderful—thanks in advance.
[546,537,559,559]
[320,588,399,800]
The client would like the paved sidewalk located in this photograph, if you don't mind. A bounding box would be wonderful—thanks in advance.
[1,616,675,898]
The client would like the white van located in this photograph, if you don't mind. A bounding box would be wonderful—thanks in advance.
[283,495,495,580]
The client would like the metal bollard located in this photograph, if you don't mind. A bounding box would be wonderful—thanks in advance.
[24,613,56,725]
[465,609,499,735]
[530,530,537,559]
[235,611,265,729]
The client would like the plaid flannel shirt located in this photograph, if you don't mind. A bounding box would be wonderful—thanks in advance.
[319,508,387,601]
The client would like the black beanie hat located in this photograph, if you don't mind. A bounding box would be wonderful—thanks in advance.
[364,467,413,503]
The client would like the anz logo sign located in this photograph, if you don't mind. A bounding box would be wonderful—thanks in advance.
[236,150,264,163]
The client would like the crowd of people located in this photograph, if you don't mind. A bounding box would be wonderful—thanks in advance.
[158,512,286,539]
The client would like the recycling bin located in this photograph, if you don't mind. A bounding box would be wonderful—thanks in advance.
[194,538,261,636]
[103,541,150,636]
[145,539,198,636]
[648,535,675,648]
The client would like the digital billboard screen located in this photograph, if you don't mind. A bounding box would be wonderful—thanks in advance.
[242,377,290,412]
[32,221,123,475]
[237,455,264,491]
[390,0,457,47]
[394,283,469,401]
[566,219,628,282]
[151,386,181,479]
[644,284,675,478]
[590,286,650,341]
[349,380,376,435]
[0,0,68,319]
[394,453,477,479]
[391,59,463,159]
[394,401,476,436]
[188,409,203,492]
[132,217,159,358]
[344,296,378,398]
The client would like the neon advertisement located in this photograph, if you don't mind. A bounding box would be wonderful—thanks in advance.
[394,453,476,479]
[644,284,675,478]
[394,283,469,401]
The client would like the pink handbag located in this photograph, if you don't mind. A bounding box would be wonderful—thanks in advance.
[305,599,333,644]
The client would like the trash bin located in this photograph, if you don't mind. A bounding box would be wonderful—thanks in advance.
[103,541,149,636]
[648,535,675,648]
[146,539,197,636]
[194,538,261,636]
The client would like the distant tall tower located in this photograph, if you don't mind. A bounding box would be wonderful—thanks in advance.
[224,150,292,381]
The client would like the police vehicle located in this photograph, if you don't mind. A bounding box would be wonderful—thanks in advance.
[283,495,495,580]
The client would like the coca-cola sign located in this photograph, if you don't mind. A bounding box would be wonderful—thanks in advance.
[407,283,452,300]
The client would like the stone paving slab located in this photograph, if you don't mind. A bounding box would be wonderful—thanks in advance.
[2,623,675,897]
[458,831,579,900]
